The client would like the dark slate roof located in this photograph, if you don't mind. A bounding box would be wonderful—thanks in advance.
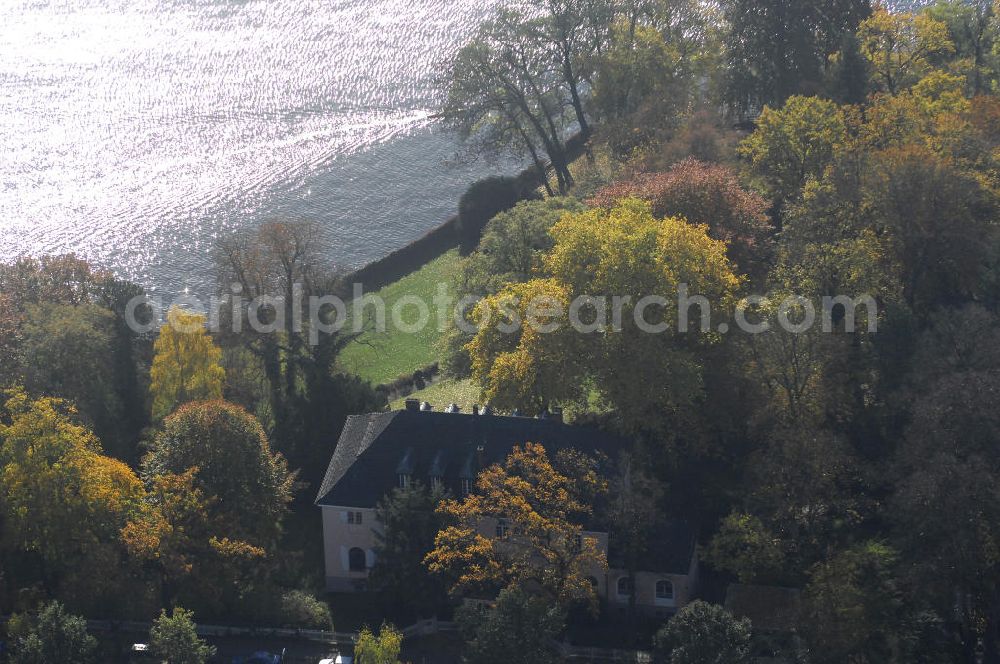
[608,519,698,575]
[315,409,626,509]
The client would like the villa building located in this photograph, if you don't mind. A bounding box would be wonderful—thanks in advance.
[315,400,699,617]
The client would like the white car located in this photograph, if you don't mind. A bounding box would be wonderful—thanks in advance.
[318,657,352,664]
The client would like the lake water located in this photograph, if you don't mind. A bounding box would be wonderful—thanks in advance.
[0,0,506,297]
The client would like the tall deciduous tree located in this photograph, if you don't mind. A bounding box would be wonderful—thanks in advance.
[0,390,143,588]
[721,0,871,114]
[858,7,954,94]
[466,199,739,431]
[589,159,773,277]
[425,443,607,611]
[150,306,225,420]
[20,302,126,457]
[441,9,577,193]
[141,400,293,549]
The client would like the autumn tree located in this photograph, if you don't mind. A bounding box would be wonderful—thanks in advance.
[444,197,585,378]
[926,0,998,95]
[739,95,848,209]
[858,7,954,94]
[425,443,607,611]
[121,468,219,607]
[588,159,773,277]
[466,199,739,431]
[149,607,215,664]
[150,306,225,420]
[216,219,380,478]
[141,400,293,549]
[801,542,908,664]
[0,389,144,593]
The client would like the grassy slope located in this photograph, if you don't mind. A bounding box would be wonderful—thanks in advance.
[389,377,480,411]
[338,250,462,386]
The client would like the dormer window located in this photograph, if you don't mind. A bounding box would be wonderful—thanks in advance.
[398,473,410,489]
[430,476,442,492]
[461,478,471,496]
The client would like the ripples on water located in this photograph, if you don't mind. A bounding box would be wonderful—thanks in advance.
[0,0,505,296]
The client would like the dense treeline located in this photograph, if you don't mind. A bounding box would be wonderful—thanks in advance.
[426,0,1000,661]
[4,0,1000,662]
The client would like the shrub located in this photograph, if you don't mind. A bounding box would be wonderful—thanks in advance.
[277,590,334,631]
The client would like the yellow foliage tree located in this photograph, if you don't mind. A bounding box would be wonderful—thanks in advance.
[425,443,607,611]
[150,306,225,420]
[0,389,144,576]
[466,199,739,429]
[858,7,954,94]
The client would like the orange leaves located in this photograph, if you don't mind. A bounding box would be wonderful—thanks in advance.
[424,443,606,610]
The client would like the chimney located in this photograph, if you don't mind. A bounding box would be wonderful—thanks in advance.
[445,403,461,413]
[420,401,433,412]
[404,398,420,412]
[551,406,563,423]
[472,404,480,416]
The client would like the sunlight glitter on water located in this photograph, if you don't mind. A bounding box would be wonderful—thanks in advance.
[0,0,504,295]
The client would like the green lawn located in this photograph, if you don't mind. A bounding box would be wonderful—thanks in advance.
[389,377,481,411]
[338,250,462,386]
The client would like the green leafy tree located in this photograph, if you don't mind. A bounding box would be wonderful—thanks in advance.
[654,600,752,664]
[370,482,448,621]
[142,400,294,548]
[355,623,403,664]
[149,607,215,664]
[150,306,225,421]
[9,601,97,664]
[19,302,127,458]
[705,513,786,585]
[457,586,565,664]
[721,0,871,114]
[277,590,334,630]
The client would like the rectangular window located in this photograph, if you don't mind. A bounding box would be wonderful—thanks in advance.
[431,476,442,492]
[355,511,363,524]
[347,511,355,524]
[461,478,471,496]
[398,474,410,489]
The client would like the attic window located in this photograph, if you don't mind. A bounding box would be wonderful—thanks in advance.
[430,476,442,492]
[461,478,471,496]
[398,473,410,489]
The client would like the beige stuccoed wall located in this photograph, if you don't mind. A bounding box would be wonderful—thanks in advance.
[322,505,382,592]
